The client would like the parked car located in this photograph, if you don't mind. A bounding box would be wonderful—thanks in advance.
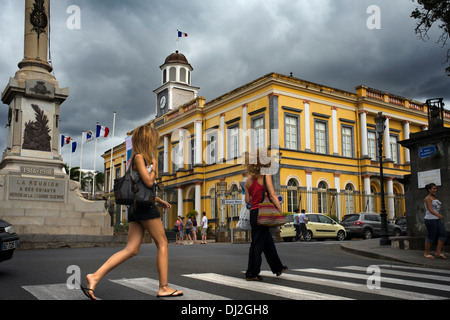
[280,213,346,242]
[340,213,402,240]
[395,217,407,236]
[0,220,20,263]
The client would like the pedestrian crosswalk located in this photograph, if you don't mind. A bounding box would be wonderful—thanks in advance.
[22,264,450,300]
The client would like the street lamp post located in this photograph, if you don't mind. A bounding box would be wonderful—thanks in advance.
[375,112,391,246]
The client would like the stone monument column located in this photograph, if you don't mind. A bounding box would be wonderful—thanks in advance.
[0,0,113,246]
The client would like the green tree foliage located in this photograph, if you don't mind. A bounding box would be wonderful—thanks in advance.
[411,0,450,75]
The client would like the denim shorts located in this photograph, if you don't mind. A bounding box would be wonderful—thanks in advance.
[424,219,447,244]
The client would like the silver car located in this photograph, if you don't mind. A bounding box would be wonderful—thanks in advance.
[340,213,402,240]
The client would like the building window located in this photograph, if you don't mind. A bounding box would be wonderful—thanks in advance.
[163,69,167,84]
[169,67,176,81]
[342,126,354,157]
[345,184,355,214]
[390,135,399,164]
[207,132,218,165]
[318,181,328,214]
[315,120,328,154]
[287,178,298,213]
[227,125,239,159]
[158,151,164,177]
[251,116,265,151]
[285,115,299,150]
[172,145,179,172]
[368,131,377,160]
[180,68,186,83]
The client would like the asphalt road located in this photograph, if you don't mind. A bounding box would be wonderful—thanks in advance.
[1,240,449,306]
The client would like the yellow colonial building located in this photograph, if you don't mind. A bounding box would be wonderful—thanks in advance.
[102,51,450,230]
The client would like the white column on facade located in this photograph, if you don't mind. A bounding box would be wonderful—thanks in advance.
[403,121,411,164]
[304,101,311,151]
[219,113,225,162]
[334,173,341,221]
[195,182,202,220]
[242,104,248,155]
[359,111,369,158]
[163,135,169,173]
[332,107,339,155]
[168,87,173,111]
[363,174,372,212]
[177,187,183,217]
[195,120,203,166]
[306,170,313,212]
[178,128,185,169]
[386,178,395,219]
[383,117,392,161]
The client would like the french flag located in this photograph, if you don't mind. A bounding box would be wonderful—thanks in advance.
[177,30,188,38]
[61,135,71,148]
[96,125,110,138]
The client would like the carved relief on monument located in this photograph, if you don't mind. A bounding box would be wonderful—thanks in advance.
[30,0,48,39]
[22,104,51,152]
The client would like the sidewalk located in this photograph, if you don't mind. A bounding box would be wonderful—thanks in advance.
[341,239,450,270]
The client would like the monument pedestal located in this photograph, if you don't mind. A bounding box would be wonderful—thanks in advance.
[0,0,113,245]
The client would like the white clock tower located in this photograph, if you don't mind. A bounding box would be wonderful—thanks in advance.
[154,51,199,118]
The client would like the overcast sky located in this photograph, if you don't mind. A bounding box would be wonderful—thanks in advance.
[0,0,449,172]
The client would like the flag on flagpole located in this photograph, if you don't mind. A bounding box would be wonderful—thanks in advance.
[96,125,110,138]
[61,135,71,148]
[72,142,77,153]
[177,30,188,38]
[83,131,94,144]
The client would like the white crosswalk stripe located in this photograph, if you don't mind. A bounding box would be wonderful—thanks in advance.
[257,271,447,300]
[183,273,353,300]
[22,283,97,301]
[21,264,450,300]
[295,265,450,295]
[110,277,230,300]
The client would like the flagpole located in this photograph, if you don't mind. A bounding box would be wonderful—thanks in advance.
[93,123,98,199]
[69,139,73,179]
[79,131,84,186]
[110,111,116,193]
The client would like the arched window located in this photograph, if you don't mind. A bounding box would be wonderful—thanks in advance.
[318,181,328,214]
[370,186,378,213]
[180,68,186,83]
[169,67,176,81]
[287,179,298,213]
[345,184,355,214]
[163,69,167,84]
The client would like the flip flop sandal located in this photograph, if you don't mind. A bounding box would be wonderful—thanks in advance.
[435,253,447,259]
[157,290,184,298]
[80,285,96,300]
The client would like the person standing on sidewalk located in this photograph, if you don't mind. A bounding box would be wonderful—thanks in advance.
[201,212,208,244]
[424,183,447,259]
[298,209,308,241]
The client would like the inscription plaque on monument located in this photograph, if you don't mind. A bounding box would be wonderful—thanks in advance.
[8,176,66,202]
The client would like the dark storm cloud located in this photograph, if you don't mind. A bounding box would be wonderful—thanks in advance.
[0,0,449,171]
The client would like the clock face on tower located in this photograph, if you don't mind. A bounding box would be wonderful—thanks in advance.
[157,89,169,117]
[160,96,166,109]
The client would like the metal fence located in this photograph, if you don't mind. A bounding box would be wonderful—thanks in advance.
[278,187,405,221]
